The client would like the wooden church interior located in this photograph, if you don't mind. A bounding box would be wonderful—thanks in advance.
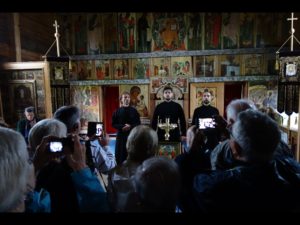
[2,11,300,213]
[0,12,300,158]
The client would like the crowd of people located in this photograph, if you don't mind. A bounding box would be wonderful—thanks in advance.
[1,84,300,213]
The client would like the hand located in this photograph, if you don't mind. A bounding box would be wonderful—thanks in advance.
[66,134,87,171]
[99,133,110,147]
[122,123,131,131]
[180,136,187,142]
[212,115,228,128]
[32,135,64,172]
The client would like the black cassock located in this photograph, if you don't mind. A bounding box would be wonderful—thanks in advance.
[151,101,186,142]
[112,106,141,165]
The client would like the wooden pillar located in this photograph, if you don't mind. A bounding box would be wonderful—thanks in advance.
[13,13,21,62]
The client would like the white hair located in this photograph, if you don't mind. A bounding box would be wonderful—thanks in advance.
[126,125,158,162]
[226,99,256,122]
[29,118,67,151]
[0,127,30,212]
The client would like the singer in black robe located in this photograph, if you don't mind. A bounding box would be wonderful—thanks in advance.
[112,106,141,165]
[152,101,186,142]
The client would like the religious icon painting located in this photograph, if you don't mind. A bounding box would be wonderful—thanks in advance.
[222,13,239,49]
[285,62,297,76]
[205,13,222,49]
[131,58,151,79]
[70,85,100,122]
[26,71,35,80]
[136,13,153,53]
[95,60,111,80]
[103,13,118,53]
[87,13,103,55]
[74,14,87,55]
[77,61,89,80]
[69,61,78,81]
[119,84,149,118]
[157,142,181,159]
[219,55,241,77]
[85,60,96,80]
[248,83,267,108]
[113,59,130,80]
[54,66,64,80]
[118,12,136,53]
[152,13,186,51]
[190,83,224,118]
[186,12,203,50]
[279,55,300,82]
[151,57,171,77]
[239,13,255,48]
[242,54,263,76]
[194,56,217,77]
[171,57,193,77]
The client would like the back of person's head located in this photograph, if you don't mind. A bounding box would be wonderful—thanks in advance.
[232,109,281,163]
[53,105,80,133]
[226,99,256,123]
[134,156,180,212]
[28,118,67,152]
[126,125,158,162]
[0,127,30,212]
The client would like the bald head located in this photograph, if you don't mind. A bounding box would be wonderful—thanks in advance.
[226,99,256,129]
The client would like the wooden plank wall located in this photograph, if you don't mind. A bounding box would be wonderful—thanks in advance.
[0,13,57,62]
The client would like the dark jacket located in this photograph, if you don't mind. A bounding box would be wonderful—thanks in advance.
[193,158,300,212]
[210,139,294,170]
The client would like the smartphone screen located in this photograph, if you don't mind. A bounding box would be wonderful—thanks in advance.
[49,141,63,152]
[199,118,215,129]
[95,123,103,137]
[88,122,104,137]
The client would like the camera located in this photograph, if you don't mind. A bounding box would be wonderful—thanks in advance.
[48,136,74,153]
[87,122,104,138]
[198,118,215,129]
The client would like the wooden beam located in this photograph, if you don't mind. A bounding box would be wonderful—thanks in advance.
[13,13,21,62]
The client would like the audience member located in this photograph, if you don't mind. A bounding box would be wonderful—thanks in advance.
[54,105,116,174]
[134,156,181,212]
[30,118,109,212]
[193,110,300,212]
[0,127,31,212]
[211,99,294,171]
[175,125,208,212]
[107,125,158,212]
[17,106,39,144]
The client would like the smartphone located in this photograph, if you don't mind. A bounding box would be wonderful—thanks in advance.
[87,122,104,137]
[198,118,215,129]
[48,141,63,153]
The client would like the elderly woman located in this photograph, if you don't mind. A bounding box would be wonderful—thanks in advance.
[0,127,32,212]
[107,125,158,212]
